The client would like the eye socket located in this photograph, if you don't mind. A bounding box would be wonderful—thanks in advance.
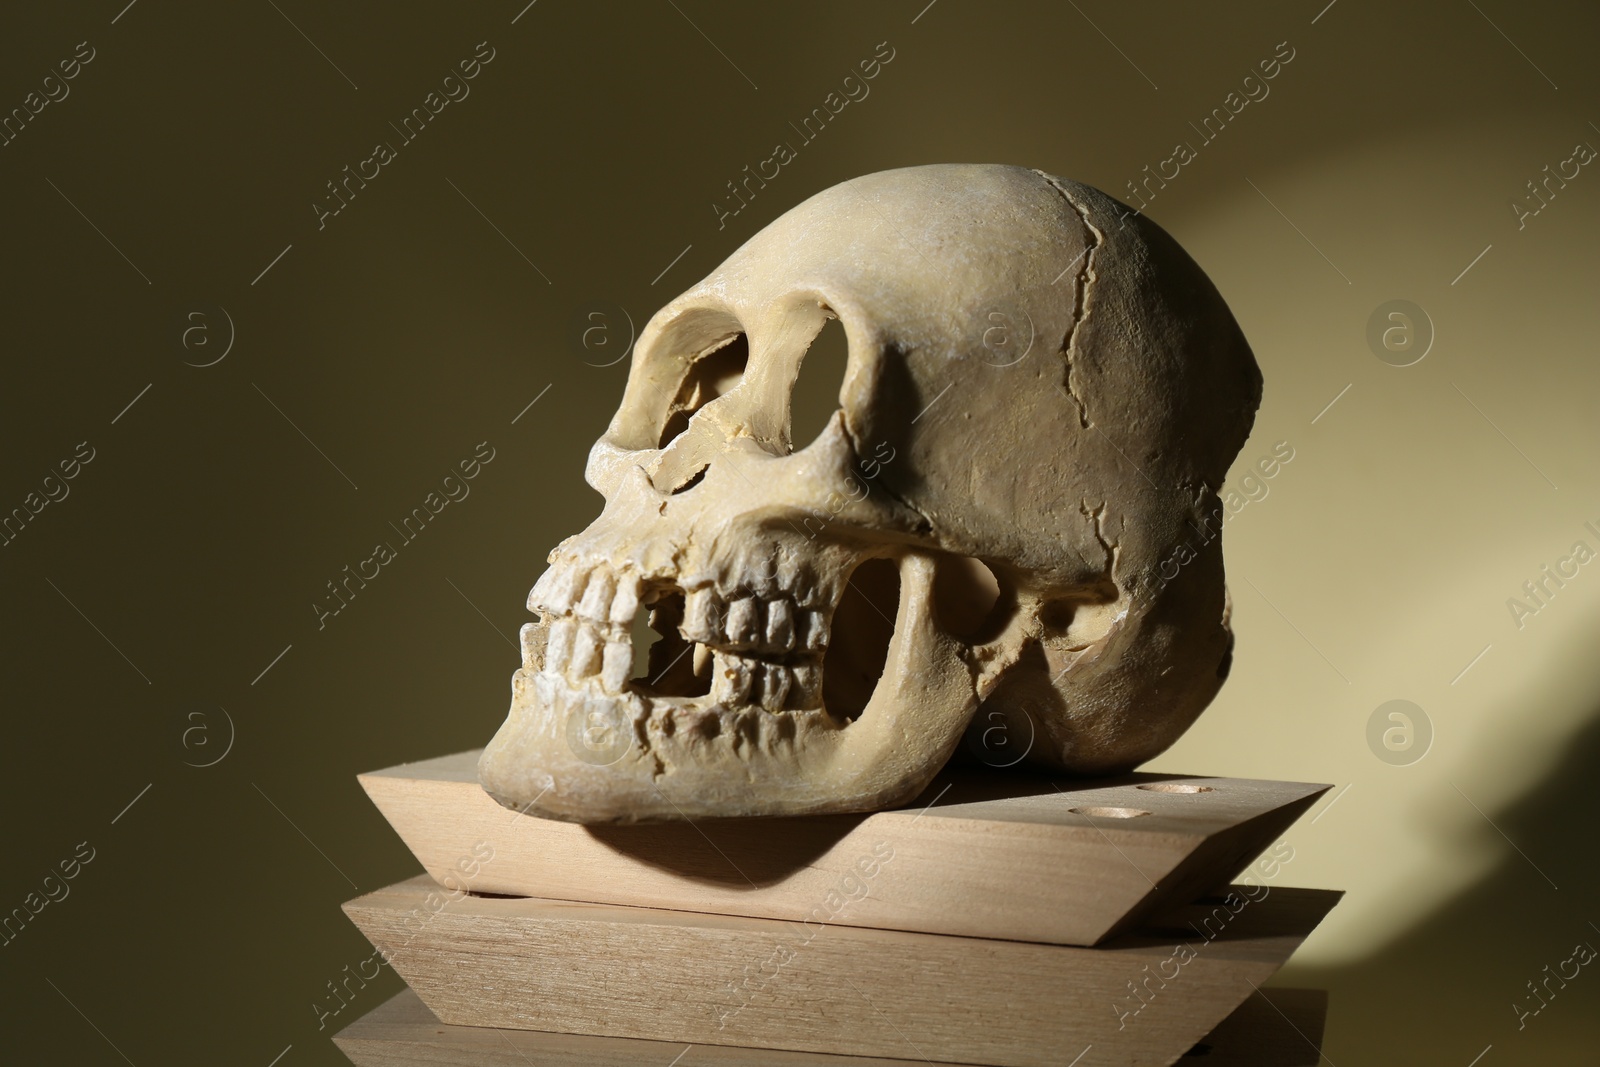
[658,334,749,448]
[788,315,849,452]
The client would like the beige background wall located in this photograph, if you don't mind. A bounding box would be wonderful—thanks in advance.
[2,1,1595,1063]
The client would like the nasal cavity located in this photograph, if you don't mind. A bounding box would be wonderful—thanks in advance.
[788,316,849,452]
[658,334,749,449]
[822,557,901,722]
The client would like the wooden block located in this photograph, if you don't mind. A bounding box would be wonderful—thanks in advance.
[334,987,1328,1067]
[342,875,1339,1067]
[360,750,1327,946]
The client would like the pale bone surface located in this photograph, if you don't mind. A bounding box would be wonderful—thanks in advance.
[479,164,1262,822]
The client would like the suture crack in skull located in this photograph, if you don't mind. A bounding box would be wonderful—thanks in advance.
[479,164,1262,823]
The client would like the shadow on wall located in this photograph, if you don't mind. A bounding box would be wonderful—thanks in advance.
[1283,620,1600,1067]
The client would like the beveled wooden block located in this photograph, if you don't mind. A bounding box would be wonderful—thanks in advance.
[360,749,1326,945]
[343,875,1339,1067]
[334,986,1329,1067]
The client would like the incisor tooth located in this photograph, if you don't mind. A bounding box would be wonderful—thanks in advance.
[545,617,577,674]
[727,597,761,645]
[570,624,603,678]
[601,640,632,692]
[519,623,541,672]
[765,599,795,651]
[609,575,640,624]
[693,641,713,678]
[543,565,587,614]
[578,568,615,621]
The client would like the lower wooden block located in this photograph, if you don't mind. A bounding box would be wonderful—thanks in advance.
[334,986,1328,1066]
[343,876,1338,1067]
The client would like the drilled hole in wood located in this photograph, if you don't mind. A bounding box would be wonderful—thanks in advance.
[1069,805,1150,819]
[1137,782,1215,794]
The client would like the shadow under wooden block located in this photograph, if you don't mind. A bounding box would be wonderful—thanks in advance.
[360,749,1327,945]
[335,987,1328,1067]
[342,876,1339,1067]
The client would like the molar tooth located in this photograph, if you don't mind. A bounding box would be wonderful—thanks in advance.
[727,597,761,647]
[762,664,792,710]
[790,662,822,708]
[786,560,817,609]
[545,617,577,675]
[578,568,615,622]
[609,575,641,625]
[569,623,603,679]
[764,599,795,652]
[711,651,752,704]
[684,587,720,641]
[748,561,781,600]
[601,639,632,693]
[798,610,831,652]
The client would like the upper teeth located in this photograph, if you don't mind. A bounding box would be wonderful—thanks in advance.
[527,558,830,709]
[679,590,825,656]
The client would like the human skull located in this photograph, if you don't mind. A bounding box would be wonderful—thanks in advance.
[479,164,1261,823]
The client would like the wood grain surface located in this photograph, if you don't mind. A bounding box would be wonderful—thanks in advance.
[343,875,1339,1067]
[360,749,1328,945]
[334,986,1328,1067]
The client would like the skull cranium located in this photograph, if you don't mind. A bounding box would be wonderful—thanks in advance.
[479,164,1261,822]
